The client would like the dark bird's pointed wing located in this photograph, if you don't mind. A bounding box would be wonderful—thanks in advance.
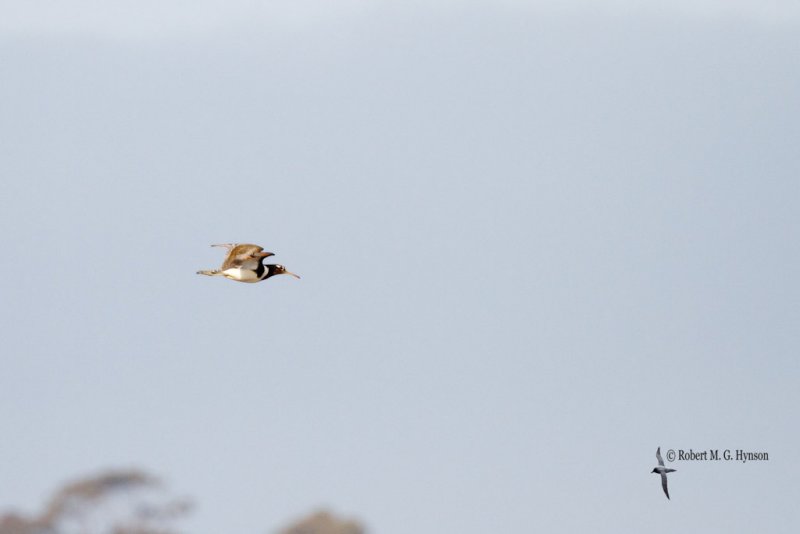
[661,473,670,499]
[656,447,665,467]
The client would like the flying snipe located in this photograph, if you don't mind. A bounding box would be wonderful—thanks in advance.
[197,243,300,283]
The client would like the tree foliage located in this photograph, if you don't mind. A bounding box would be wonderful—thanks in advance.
[1,471,364,534]
[0,470,191,534]
[279,510,364,534]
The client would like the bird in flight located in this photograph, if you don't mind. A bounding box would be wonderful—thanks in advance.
[197,243,300,283]
[651,447,676,500]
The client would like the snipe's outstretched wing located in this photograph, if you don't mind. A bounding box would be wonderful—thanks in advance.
[212,243,274,270]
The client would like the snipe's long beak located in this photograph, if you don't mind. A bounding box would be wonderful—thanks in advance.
[256,251,275,258]
[286,271,300,279]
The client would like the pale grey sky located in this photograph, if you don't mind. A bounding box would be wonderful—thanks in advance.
[3,0,800,39]
[1,1,798,533]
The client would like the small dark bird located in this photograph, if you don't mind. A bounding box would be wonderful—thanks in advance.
[197,243,300,283]
[651,447,676,500]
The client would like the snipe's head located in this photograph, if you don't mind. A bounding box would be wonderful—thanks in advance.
[269,264,300,279]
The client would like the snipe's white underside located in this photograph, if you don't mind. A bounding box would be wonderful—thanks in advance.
[222,268,260,282]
